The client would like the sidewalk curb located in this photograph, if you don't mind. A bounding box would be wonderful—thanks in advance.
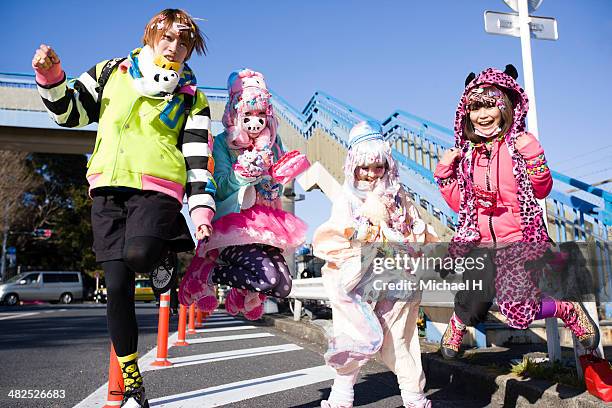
[260,314,605,407]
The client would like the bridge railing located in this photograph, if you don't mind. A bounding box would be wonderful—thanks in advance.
[3,72,609,245]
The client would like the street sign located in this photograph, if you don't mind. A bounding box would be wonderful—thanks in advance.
[503,0,543,13]
[7,253,16,267]
[484,10,558,41]
[7,246,16,255]
[33,228,53,239]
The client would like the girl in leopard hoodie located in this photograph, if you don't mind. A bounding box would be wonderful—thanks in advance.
[434,65,600,359]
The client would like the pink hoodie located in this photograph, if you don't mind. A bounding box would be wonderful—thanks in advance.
[435,133,552,243]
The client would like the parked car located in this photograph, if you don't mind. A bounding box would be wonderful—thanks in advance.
[92,277,155,304]
[0,271,84,306]
[134,278,155,303]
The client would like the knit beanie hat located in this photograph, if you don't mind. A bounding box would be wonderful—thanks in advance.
[343,120,400,200]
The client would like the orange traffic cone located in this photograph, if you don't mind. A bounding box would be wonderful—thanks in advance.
[196,307,203,328]
[151,291,172,367]
[188,303,197,335]
[174,304,189,347]
[104,344,124,408]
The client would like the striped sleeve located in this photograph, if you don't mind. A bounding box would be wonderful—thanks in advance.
[36,63,102,128]
[183,97,217,228]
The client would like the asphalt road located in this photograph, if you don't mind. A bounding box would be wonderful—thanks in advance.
[0,303,491,408]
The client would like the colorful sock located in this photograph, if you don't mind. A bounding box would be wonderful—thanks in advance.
[534,296,557,320]
[117,352,143,392]
[452,312,466,330]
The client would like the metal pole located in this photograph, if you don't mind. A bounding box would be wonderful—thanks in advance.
[0,203,8,281]
[281,181,302,321]
[518,0,561,362]
[518,0,539,139]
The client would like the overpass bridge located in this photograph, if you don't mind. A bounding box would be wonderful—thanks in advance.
[1,72,610,311]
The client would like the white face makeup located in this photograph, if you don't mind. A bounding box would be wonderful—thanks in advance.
[241,110,267,136]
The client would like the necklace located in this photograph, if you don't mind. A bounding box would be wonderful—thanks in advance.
[470,133,505,150]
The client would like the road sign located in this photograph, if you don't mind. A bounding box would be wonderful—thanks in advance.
[33,228,53,239]
[7,246,16,255]
[503,0,543,13]
[484,10,558,41]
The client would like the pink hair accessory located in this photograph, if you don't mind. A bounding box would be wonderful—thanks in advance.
[466,85,506,110]
[229,69,268,97]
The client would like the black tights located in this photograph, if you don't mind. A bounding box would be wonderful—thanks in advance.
[104,236,166,357]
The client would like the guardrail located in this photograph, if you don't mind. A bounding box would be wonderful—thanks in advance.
[4,72,607,239]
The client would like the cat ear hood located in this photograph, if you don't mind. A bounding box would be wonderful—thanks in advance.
[447,64,549,245]
[456,64,527,146]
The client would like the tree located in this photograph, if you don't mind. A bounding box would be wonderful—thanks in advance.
[0,150,40,279]
[12,153,96,273]
[0,150,39,226]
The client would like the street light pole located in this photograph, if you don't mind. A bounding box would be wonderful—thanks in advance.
[516,0,563,363]
[0,202,8,281]
[517,0,540,139]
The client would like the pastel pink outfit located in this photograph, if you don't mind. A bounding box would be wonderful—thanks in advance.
[178,136,308,312]
[313,188,438,395]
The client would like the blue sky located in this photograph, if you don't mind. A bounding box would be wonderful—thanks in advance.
[2,0,611,241]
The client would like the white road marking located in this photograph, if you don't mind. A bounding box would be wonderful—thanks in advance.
[149,365,335,407]
[186,332,274,344]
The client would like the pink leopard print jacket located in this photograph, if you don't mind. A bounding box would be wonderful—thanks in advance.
[434,132,552,243]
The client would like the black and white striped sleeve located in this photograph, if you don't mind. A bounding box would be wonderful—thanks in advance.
[36,63,102,128]
[183,103,217,228]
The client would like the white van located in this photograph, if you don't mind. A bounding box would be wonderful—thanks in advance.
[0,271,83,306]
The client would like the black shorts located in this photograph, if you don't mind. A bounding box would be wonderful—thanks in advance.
[91,188,195,262]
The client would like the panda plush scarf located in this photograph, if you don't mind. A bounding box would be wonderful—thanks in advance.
[128,45,188,99]
[124,45,197,129]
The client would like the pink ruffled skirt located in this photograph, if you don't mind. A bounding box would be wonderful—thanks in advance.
[180,205,307,310]
[198,204,307,257]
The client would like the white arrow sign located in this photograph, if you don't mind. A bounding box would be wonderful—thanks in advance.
[484,10,558,41]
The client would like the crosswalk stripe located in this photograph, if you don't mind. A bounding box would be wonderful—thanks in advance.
[186,332,274,344]
[201,316,238,321]
[149,365,335,407]
[146,344,303,372]
[194,325,258,333]
[0,312,39,320]
[197,320,246,327]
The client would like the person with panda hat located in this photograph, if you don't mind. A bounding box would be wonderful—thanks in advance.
[179,68,310,321]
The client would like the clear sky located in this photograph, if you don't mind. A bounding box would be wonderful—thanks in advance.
[2,0,611,240]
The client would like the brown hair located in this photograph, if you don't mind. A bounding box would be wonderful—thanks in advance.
[142,9,207,61]
[463,86,513,144]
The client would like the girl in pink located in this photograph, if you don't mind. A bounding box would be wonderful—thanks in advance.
[434,65,600,359]
[179,69,309,320]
